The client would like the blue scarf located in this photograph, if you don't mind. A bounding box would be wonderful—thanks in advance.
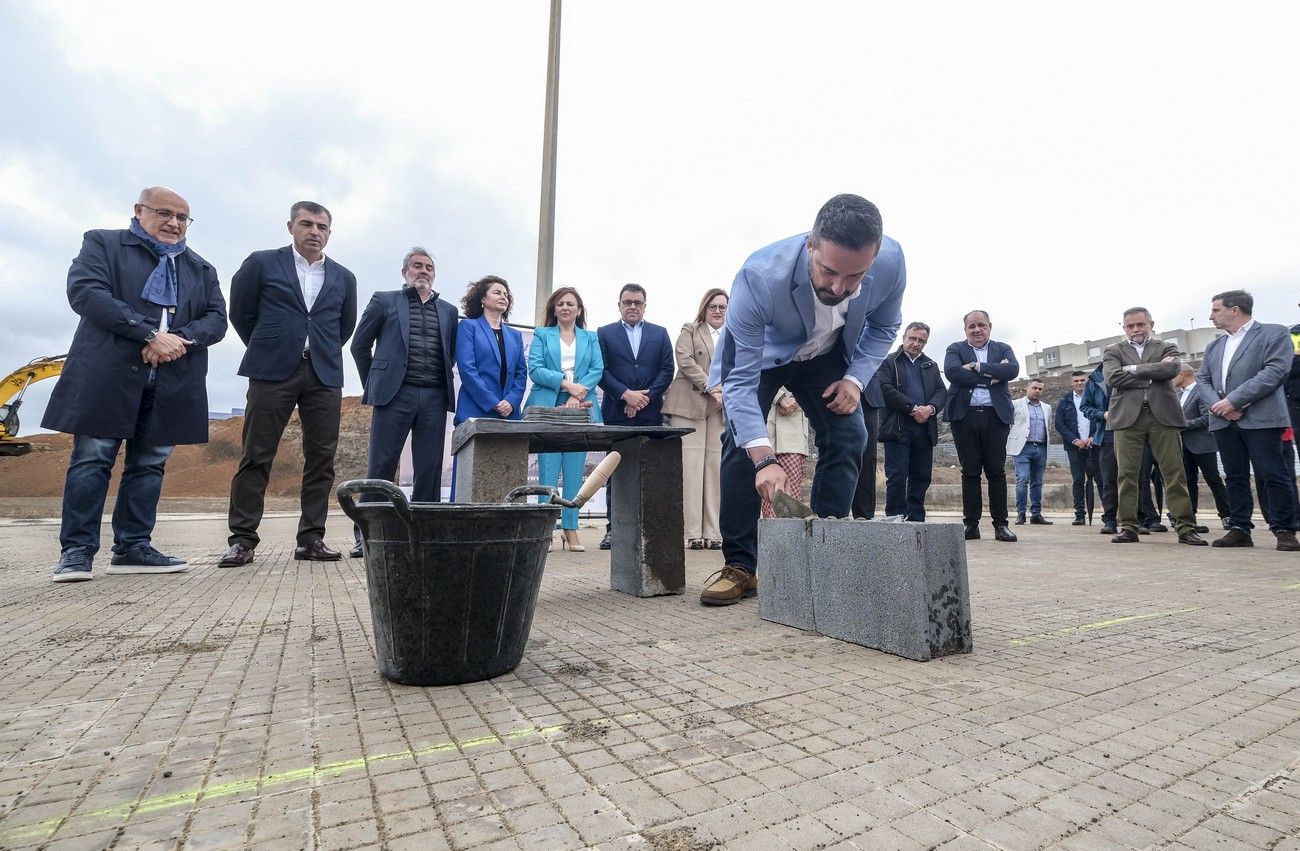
[130,217,185,308]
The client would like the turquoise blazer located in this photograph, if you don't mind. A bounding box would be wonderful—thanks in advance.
[524,325,604,423]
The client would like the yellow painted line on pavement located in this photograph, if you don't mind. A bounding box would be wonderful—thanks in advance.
[1008,607,1201,647]
[1284,583,1300,591]
[3,714,634,843]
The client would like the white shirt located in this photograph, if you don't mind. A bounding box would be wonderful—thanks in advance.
[1220,319,1255,388]
[709,326,721,347]
[1179,385,1195,407]
[1073,391,1090,440]
[1129,339,1146,359]
[294,248,325,352]
[560,336,577,373]
[794,286,861,363]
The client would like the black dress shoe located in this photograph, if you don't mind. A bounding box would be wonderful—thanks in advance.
[1111,529,1140,543]
[1193,525,1210,534]
[349,542,364,559]
[1178,531,1208,546]
[599,530,612,550]
[992,525,1017,542]
[1030,515,1053,525]
[1144,522,1169,533]
[295,539,342,561]
[1100,524,1117,535]
[1212,528,1253,548]
[1014,513,1026,525]
[1072,517,1086,526]
[964,524,980,541]
[1138,526,1150,535]
[218,543,255,568]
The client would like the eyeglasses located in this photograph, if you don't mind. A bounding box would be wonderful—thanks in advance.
[706,304,727,312]
[140,205,194,225]
[620,300,645,308]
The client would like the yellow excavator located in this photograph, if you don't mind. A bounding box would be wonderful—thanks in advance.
[0,355,66,456]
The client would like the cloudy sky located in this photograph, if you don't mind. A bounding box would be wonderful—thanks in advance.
[2,1,1297,435]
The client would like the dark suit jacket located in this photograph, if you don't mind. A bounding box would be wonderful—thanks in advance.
[1053,391,1092,446]
[1102,339,1184,430]
[350,289,458,409]
[942,340,1018,425]
[229,246,357,387]
[877,348,947,445]
[597,321,674,425]
[453,315,527,424]
[1179,387,1216,455]
[43,229,227,444]
[1080,366,1111,445]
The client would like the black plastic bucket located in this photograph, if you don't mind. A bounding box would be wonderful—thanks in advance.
[337,480,561,686]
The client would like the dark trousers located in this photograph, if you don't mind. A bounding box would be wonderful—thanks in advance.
[1216,425,1298,533]
[882,419,933,521]
[355,384,449,543]
[1099,439,1160,527]
[721,350,866,572]
[851,405,880,519]
[949,407,1010,526]
[1063,444,1100,519]
[1256,439,1300,525]
[228,356,342,548]
[1183,447,1230,521]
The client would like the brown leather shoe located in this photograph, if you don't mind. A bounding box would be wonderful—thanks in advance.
[700,565,758,606]
[294,539,342,561]
[1111,529,1140,543]
[1211,528,1254,548]
[1276,531,1300,552]
[218,543,255,568]
[1178,531,1208,546]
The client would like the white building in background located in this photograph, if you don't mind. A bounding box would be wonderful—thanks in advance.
[1024,327,1224,378]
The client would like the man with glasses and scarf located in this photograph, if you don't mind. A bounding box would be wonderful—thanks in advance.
[44,187,227,582]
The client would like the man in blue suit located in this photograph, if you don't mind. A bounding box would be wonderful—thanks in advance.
[703,194,906,605]
[347,247,458,557]
[45,186,227,581]
[597,283,675,548]
[943,311,1019,542]
[220,202,358,567]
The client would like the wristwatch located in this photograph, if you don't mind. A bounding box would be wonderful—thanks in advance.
[144,329,158,343]
[753,454,780,474]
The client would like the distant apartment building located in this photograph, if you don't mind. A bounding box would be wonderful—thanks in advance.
[1024,327,1224,378]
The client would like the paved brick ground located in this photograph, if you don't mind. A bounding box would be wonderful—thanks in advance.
[1,511,1298,850]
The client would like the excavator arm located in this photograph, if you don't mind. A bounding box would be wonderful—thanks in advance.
[0,355,67,455]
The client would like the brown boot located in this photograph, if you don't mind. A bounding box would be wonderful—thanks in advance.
[700,565,758,606]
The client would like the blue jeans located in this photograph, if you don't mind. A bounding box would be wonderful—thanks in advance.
[720,349,866,572]
[1013,441,1047,516]
[883,419,934,521]
[537,451,588,530]
[60,431,173,557]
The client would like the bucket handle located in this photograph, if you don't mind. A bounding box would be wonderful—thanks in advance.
[336,479,414,540]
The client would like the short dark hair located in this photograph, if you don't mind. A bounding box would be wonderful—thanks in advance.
[809,194,883,251]
[693,288,729,324]
[1212,289,1253,315]
[543,286,586,328]
[903,321,930,335]
[1027,378,1044,386]
[289,201,332,225]
[462,275,512,320]
[1072,370,1087,377]
[962,310,990,325]
[1122,306,1152,322]
[619,283,647,303]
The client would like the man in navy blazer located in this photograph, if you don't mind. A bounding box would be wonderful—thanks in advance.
[347,247,457,557]
[1197,289,1299,550]
[220,202,358,567]
[704,194,906,605]
[44,187,227,581]
[1054,371,1100,525]
[944,310,1019,542]
[597,283,675,548]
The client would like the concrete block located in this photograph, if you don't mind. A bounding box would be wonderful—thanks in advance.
[756,518,972,661]
[609,436,686,597]
[453,434,529,503]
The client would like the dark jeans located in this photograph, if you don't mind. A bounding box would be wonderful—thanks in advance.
[355,383,449,543]
[229,355,342,548]
[949,407,1010,526]
[1013,442,1047,516]
[1256,440,1300,525]
[1216,425,1298,532]
[721,350,866,572]
[1183,447,1230,521]
[60,386,172,557]
[1063,444,1100,518]
[851,405,880,519]
[883,419,933,521]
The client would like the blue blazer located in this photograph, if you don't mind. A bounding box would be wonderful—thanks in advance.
[350,289,458,408]
[943,339,1018,425]
[597,321,674,425]
[454,315,527,423]
[229,246,357,387]
[709,233,907,446]
[524,325,604,423]
[42,228,227,445]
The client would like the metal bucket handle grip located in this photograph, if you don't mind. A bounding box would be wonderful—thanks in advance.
[336,479,413,539]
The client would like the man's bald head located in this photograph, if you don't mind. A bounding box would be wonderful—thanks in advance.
[133,186,191,245]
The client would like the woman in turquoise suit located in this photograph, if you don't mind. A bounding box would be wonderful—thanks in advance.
[454,275,527,424]
[524,286,604,551]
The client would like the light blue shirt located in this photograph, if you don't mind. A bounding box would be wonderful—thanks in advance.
[621,320,643,359]
[1027,400,1046,443]
[970,345,992,406]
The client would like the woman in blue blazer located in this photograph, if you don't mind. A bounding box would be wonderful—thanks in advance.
[454,275,527,424]
[524,287,604,551]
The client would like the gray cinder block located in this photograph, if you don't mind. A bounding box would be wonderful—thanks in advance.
[757,518,972,661]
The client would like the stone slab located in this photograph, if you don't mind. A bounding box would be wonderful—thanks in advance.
[757,518,972,661]
[609,436,686,597]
